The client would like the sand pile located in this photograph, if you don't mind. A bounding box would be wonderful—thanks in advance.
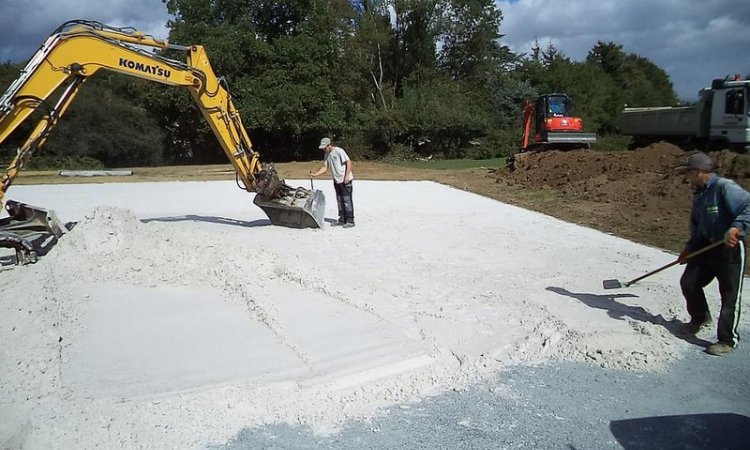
[1,180,742,449]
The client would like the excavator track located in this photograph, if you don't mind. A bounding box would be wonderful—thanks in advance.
[0,200,71,266]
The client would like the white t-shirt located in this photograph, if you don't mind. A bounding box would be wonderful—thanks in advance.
[324,146,354,184]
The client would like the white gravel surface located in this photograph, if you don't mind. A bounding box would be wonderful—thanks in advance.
[1,179,746,449]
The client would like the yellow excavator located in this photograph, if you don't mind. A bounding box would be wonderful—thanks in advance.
[0,20,325,266]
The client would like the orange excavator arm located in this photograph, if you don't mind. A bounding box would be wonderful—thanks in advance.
[520,98,534,150]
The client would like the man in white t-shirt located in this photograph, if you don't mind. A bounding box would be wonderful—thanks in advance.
[309,137,355,227]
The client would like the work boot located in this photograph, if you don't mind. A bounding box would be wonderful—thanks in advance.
[705,341,735,356]
[679,314,712,336]
[343,220,355,229]
[331,218,346,227]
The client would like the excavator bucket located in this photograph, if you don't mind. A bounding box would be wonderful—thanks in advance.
[0,200,70,266]
[254,186,326,229]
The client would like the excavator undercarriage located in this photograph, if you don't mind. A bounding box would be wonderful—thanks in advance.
[0,20,325,266]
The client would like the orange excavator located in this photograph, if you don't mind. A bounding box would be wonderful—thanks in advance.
[520,93,596,151]
[506,93,596,170]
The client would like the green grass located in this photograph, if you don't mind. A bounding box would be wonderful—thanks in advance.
[386,157,507,170]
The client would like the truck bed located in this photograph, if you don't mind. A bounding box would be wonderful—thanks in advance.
[621,106,698,137]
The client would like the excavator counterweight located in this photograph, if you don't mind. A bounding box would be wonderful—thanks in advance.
[0,20,325,265]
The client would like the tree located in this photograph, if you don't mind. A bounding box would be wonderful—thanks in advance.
[438,0,507,80]
[44,77,166,167]
[347,0,399,111]
[588,40,677,107]
[161,0,365,161]
[587,41,626,81]
[620,55,678,107]
[391,0,442,96]
[399,66,490,157]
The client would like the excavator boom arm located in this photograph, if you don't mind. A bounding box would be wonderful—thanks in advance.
[0,20,266,204]
[0,20,325,266]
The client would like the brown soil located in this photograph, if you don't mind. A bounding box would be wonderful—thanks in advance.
[493,143,750,252]
[12,142,750,253]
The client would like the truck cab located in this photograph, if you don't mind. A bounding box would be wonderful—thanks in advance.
[707,77,750,151]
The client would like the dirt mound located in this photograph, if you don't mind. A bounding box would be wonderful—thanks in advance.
[495,142,750,251]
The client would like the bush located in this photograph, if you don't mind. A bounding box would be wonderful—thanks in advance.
[335,134,378,161]
[469,128,520,159]
[594,134,631,152]
[386,143,415,161]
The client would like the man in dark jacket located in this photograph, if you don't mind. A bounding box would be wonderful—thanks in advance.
[677,152,750,356]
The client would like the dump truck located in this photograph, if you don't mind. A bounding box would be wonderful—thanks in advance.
[621,75,750,152]
[0,20,325,266]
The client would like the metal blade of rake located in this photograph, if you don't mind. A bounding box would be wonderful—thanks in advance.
[602,240,725,290]
[602,278,625,289]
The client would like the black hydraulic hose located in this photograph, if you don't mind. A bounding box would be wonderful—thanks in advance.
[53,19,157,41]
[235,173,250,191]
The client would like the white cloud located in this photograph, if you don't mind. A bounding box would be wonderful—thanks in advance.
[0,0,171,62]
[496,0,750,100]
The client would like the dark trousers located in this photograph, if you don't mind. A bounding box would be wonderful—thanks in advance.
[333,181,354,223]
[680,244,745,346]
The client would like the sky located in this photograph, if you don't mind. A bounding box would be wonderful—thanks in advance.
[497,0,750,101]
[0,0,748,101]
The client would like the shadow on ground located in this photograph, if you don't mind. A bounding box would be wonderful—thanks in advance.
[610,413,750,450]
[546,286,712,348]
[142,215,271,228]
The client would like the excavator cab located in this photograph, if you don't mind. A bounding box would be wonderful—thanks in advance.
[542,94,569,117]
[0,20,325,266]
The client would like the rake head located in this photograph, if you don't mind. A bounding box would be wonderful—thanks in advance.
[602,279,629,290]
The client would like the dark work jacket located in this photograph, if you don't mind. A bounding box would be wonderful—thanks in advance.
[686,175,750,251]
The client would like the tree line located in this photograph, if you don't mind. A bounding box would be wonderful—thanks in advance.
[0,0,677,169]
